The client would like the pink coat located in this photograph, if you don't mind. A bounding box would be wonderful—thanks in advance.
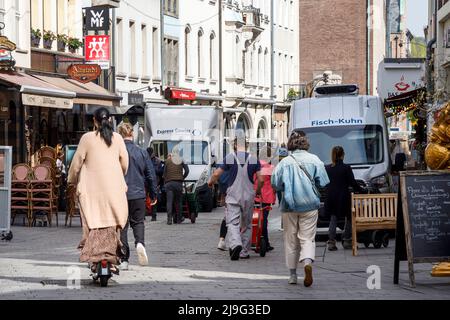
[254,160,276,205]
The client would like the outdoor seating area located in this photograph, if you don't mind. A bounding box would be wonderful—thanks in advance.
[11,146,62,227]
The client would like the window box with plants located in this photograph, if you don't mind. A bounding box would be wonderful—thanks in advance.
[57,34,68,52]
[31,28,42,48]
[67,37,83,54]
[43,30,56,50]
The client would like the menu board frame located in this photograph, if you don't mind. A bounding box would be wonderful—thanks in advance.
[394,171,450,288]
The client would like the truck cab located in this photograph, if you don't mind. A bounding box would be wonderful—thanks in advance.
[145,105,222,212]
[290,84,392,228]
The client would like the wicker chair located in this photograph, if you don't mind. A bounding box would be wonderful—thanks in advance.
[11,164,32,226]
[38,146,57,159]
[30,165,58,227]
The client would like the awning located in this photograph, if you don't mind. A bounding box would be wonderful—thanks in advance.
[0,71,75,109]
[384,87,426,107]
[31,74,122,107]
[196,93,224,101]
[242,97,275,105]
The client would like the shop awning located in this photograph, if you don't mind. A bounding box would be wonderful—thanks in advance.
[165,87,196,101]
[31,74,122,107]
[384,87,426,106]
[242,97,275,105]
[0,71,75,109]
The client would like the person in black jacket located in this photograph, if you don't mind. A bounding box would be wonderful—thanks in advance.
[147,147,164,221]
[324,146,364,251]
[118,123,157,270]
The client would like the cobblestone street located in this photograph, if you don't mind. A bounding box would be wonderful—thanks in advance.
[1,207,449,300]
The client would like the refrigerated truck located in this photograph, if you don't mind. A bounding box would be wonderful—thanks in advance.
[289,84,393,228]
[145,105,223,212]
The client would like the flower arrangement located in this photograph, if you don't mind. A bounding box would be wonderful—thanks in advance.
[43,30,56,49]
[67,37,83,53]
[57,34,68,52]
[31,28,42,47]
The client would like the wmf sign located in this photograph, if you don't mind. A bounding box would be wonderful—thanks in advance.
[86,6,110,31]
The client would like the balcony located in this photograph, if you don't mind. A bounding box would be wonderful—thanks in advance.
[242,6,264,42]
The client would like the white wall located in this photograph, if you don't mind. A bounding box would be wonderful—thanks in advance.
[2,0,31,69]
[371,0,387,95]
[115,0,162,104]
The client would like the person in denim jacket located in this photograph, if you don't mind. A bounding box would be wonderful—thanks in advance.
[271,131,329,287]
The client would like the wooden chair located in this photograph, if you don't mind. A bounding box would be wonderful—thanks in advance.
[38,146,57,159]
[11,164,32,226]
[29,165,58,227]
[351,193,398,256]
[65,184,81,227]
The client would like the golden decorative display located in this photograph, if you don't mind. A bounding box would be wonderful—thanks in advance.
[431,263,450,277]
[425,103,450,170]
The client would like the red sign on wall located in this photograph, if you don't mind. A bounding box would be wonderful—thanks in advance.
[85,35,110,69]
[170,89,196,100]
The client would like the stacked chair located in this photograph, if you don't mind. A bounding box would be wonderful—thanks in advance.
[11,146,61,227]
[11,164,33,226]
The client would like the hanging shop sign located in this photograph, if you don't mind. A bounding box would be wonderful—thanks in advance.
[22,94,73,109]
[67,64,102,83]
[85,6,110,31]
[85,35,110,70]
[128,93,144,105]
[0,35,16,71]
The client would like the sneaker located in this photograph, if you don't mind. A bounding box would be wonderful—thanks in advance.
[288,274,298,285]
[327,240,338,251]
[239,253,250,259]
[167,216,173,225]
[136,243,149,266]
[229,245,242,261]
[304,265,313,287]
[342,240,352,250]
[120,261,129,271]
[217,238,227,251]
[267,245,274,252]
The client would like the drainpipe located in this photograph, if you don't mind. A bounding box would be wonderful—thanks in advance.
[426,0,438,136]
[219,0,223,102]
[366,0,371,95]
[270,0,275,140]
[160,0,165,91]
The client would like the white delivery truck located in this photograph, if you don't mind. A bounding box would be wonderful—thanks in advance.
[145,105,222,212]
[289,84,392,228]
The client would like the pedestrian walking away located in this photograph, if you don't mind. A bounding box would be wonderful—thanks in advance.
[271,131,330,287]
[254,145,276,252]
[208,131,264,261]
[217,169,230,251]
[118,123,157,270]
[163,153,190,225]
[147,147,164,221]
[67,108,129,275]
[324,146,365,251]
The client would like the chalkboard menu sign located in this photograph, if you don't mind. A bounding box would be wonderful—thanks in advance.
[394,171,450,287]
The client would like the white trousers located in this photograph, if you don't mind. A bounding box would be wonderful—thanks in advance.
[282,210,318,270]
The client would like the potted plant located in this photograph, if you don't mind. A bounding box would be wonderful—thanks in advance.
[67,37,83,54]
[57,34,68,52]
[43,30,56,49]
[31,28,42,48]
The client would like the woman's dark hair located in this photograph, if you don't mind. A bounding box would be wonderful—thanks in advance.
[331,146,345,167]
[94,107,113,147]
[287,131,310,151]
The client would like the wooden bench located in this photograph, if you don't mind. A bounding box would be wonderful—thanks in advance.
[351,193,398,256]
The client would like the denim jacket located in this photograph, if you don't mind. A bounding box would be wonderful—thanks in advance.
[271,150,330,213]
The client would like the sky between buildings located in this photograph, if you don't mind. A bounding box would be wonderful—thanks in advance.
[406,0,428,38]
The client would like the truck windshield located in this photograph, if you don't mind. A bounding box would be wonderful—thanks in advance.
[152,140,209,165]
[301,125,384,166]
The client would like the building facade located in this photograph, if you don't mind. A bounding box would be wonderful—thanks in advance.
[299,0,386,96]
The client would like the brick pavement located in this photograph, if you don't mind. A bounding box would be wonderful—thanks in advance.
[0,207,449,300]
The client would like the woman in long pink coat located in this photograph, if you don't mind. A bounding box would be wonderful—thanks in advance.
[68,108,129,272]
